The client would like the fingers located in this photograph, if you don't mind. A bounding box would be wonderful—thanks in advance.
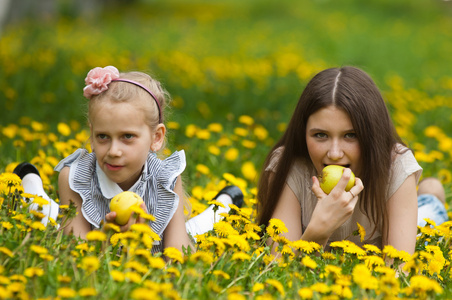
[105,211,117,223]
[348,177,364,200]
[311,176,327,199]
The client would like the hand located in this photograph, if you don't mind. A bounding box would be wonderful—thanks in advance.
[309,168,364,240]
[105,202,148,232]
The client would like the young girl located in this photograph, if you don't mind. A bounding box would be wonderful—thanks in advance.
[257,66,428,255]
[14,66,243,254]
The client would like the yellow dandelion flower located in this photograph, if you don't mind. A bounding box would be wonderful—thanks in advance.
[30,221,46,231]
[167,121,180,130]
[213,270,230,280]
[302,256,317,269]
[78,287,97,296]
[241,161,257,181]
[253,282,265,292]
[214,221,238,236]
[234,127,248,137]
[148,256,166,269]
[352,264,378,290]
[1,222,13,230]
[231,252,251,261]
[208,145,221,156]
[225,234,250,251]
[80,256,100,274]
[208,123,223,132]
[363,244,382,254]
[196,129,211,140]
[0,247,13,257]
[356,222,366,242]
[110,270,125,282]
[163,247,184,264]
[57,287,77,298]
[196,164,210,175]
[242,139,256,149]
[57,123,71,136]
[217,136,232,147]
[57,275,71,283]
[266,218,288,237]
[130,288,158,300]
[31,196,49,206]
[0,172,21,187]
[125,261,149,274]
[224,148,239,161]
[298,287,313,299]
[238,115,254,126]
[166,267,180,277]
[190,251,214,265]
[363,255,385,269]
[86,230,107,242]
[291,240,322,254]
[383,245,411,261]
[227,292,245,300]
[125,271,142,283]
[24,267,44,278]
[265,279,285,297]
[185,124,198,138]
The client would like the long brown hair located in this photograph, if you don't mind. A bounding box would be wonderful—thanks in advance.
[257,66,404,238]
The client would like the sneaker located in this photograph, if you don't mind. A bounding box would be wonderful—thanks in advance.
[214,185,244,208]
[13,162,40,179]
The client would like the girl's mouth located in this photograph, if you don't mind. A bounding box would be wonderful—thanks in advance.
[106,163,123,171]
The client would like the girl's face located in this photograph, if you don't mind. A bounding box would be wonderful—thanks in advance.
[306,105,361,176]
[90,100,162,191]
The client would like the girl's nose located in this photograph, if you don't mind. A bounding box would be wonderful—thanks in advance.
[108,141,122,157]
[327,142,344,160]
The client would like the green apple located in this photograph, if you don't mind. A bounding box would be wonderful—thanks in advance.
[319,165,355,194]
[109,191,144,225]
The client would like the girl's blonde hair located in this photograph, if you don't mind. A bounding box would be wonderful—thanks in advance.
[88,71,171,130]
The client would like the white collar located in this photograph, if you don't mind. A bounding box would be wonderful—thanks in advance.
[96,162,143,198]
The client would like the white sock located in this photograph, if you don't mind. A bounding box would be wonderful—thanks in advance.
[185,194,233,240]
[22,174,59,226]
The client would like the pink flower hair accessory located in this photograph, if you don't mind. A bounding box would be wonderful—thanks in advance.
[83,66,120,99]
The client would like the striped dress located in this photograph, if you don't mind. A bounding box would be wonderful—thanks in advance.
[54,148,186,253]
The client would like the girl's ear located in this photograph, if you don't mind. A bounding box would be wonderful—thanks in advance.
[151,124,166,152]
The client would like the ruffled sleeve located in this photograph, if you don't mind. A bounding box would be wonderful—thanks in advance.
[140,150,186,238]
[54,148,101,227]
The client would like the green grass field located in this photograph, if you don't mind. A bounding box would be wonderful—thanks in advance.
[1,0,452,298]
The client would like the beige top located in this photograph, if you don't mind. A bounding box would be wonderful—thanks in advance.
[266,145,422,249]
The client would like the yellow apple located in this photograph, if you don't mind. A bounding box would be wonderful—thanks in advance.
[319,165,355,194]
[109,191,144,225]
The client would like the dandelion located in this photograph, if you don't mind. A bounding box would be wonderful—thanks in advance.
[301,256,317,270]
[24,267,44,278]
[352,264,378,290]
[208,123,223,132]
[253,283,265,292]
[214,221,238,237]
[208,145,221,156]
[265,279,285,297]
[30,221,46,231]
[110,270,125,282]
[125,271,142,283]
[125,261,149,274]
[166,267,180,277]
[310,282,330,294]
[224,148,239,161]
[0,247,13,257]
[241,161,257,181]
[238,115,254,126]
[80,256,100,274]
[57,275,71,283]
[86,230,107,242]
[266,218,288,237]
[213,270,230,280]
[163,247,184,263]
[298,287,313,299]
[242,140,256,149]
[57,122,71,136]
[253,126,268,140]
[234,127,249,137]
[231,252,251,261]
[189,251,214,265]
[1,222,13,230]
[356,222,366,242]
[78,287,97,297]
[196,129,211,140]
[383,245,411,262]
[148,256,166,269]
[57,287,77,298]
[292,240,322,254]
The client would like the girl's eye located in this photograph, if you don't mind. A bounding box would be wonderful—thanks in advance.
[97,134,108,140]
[314,132,328,139]
[345,132,357,139]
[124,134,134,139]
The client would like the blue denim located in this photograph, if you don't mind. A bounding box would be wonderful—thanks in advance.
[418,194,448,227]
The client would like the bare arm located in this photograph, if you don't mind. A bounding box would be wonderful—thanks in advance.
[163,175,194,253]
[58,166,92,239]
[384,173,417,254]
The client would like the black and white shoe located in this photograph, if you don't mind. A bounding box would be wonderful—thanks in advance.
[213,185,244,208]
[13,162,40,179]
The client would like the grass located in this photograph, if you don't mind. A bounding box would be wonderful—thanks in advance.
[1,0,452,298]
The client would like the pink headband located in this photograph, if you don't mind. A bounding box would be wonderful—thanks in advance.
[83,66,162,123]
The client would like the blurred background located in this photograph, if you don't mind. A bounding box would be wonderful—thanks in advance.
[1,0,451,203]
